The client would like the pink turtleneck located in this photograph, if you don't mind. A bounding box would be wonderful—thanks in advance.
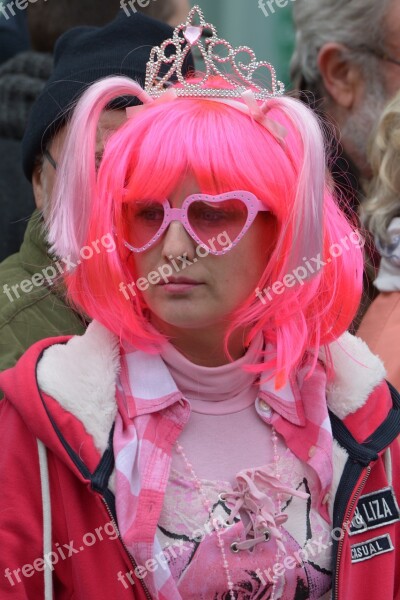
[160,334,286,483]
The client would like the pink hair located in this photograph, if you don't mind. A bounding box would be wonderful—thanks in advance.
[48,76,363,383]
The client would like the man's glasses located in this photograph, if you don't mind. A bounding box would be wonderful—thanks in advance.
[43,150,103,171]
[354,45,400,68]
[121,191,270,255]
[44,149,57,170]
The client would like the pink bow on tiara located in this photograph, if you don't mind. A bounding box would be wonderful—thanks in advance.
[210,90,288,145]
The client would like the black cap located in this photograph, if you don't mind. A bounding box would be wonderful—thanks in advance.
[22,10,194,180]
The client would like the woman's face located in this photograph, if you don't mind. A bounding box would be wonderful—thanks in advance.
[132,176,277,333]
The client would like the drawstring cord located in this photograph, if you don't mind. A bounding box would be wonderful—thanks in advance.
[223,467,309,553]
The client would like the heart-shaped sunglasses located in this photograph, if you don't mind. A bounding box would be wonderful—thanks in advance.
[122,191,270,255]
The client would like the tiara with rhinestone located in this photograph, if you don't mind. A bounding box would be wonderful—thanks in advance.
[144,5,285,101]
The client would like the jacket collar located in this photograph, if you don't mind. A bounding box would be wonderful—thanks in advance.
[37,321,386,455]
[20,211,76,305]
[19,211,53,276]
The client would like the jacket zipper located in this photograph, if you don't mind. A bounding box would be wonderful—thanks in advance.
[334,466,371,600]
[101,498,153,600]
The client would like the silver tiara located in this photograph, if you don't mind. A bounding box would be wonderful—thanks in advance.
[144,5,285,101]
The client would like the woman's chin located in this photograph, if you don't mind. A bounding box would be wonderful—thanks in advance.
[149,308,223,332]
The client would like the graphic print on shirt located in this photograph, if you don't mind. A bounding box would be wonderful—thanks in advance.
[157,449,332,599]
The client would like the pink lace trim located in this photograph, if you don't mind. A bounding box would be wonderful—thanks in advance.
[223,466,309,553]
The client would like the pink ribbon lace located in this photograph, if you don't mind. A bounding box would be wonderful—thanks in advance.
[223,466,309,554]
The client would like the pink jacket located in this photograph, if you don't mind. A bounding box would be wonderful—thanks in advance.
[1,321,400,599]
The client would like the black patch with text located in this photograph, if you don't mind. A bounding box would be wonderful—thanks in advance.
[349,487,400,536]
[351,534,394,563]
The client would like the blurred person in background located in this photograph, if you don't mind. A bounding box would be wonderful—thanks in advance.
[291,0,400,212]
[0,11,194,376]
[0,0,122,262]
[357,91,400,390]
[291,0,400,327]
[0,0,189,262]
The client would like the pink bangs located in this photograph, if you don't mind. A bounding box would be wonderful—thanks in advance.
[103,98,292,208]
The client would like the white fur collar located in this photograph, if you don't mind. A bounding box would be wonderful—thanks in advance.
[37,321,120,456]
[37,322,386,457]
[322,332,386,420]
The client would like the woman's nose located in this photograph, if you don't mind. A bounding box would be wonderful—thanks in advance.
[160,220,197,261]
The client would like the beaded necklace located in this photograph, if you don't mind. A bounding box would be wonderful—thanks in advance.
[175,424,284,600]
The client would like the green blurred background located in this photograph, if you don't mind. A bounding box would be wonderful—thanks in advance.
[189,0,295,88]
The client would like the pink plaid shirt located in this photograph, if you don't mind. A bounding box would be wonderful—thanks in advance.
[113,343,332,599]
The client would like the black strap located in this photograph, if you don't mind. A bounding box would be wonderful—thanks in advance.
[330,382,400,599]
[329,380,400,464]
[91,424,116,517]
[36,348,117,517]
[91,423,115,491]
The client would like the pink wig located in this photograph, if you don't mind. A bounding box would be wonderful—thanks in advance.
[48,76,363,383]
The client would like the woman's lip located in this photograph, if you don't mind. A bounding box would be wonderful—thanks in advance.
[158,277,200,285]
[159,282,203,293]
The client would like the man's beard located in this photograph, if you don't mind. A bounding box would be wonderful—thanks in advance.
[340,74,388,178]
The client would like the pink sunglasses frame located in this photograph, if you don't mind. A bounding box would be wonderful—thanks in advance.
[123,190,270,255]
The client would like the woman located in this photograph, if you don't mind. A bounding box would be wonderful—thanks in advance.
[1,7,399,600]
[357,90,400,391]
